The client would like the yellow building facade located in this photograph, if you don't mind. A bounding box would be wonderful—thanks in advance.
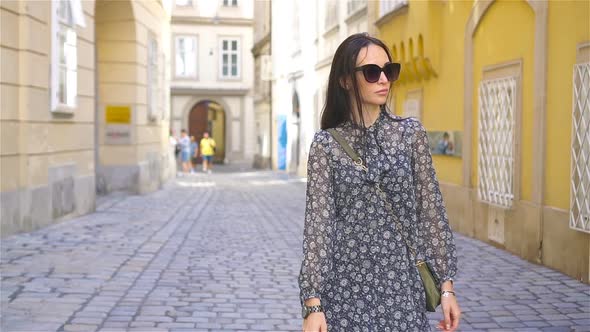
[374,0,590,282]
[1,0,172,236]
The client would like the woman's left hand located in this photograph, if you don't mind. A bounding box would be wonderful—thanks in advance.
[436,293,461,331]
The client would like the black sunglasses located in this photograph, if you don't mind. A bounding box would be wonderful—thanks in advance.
[354,62,401,83]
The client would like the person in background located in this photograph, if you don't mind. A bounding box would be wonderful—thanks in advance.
[169,129,179,176]
[179,129,191,175]
[199,131,216,173]
[190,136,199,174]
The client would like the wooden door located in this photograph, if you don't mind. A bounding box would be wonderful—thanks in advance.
[189,102,209,164]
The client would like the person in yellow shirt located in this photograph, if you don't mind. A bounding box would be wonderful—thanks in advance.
[199,131,216,173]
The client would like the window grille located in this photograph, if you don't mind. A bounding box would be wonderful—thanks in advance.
[477,77,517,208]
[570,62,590,233]
[379,0,408,18]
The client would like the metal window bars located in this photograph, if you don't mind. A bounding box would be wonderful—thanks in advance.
[478,77,517,208]
[570,63,590,233]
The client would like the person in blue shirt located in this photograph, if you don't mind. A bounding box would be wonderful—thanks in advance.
[179,129,191,174]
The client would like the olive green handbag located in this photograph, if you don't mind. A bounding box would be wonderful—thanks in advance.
[327,128,441,312]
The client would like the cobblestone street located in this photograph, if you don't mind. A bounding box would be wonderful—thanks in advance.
[1,167,589,332]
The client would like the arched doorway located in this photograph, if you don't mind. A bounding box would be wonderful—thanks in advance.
[188,100,226,164]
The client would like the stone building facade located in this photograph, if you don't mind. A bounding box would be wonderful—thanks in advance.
[169,0,255,165]
[1,0,172,236]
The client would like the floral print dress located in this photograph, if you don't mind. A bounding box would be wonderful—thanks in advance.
[298,110,458,332]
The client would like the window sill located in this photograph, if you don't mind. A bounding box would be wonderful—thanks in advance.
[375,3,409,28]
[173,74,199,81]
[218,76,242,82]
[323,24,339,38]
[51,104,76,117]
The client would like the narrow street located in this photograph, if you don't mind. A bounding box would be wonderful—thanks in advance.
[1,167,589,332]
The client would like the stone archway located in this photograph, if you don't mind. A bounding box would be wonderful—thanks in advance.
[95,0,138,194]
[463,0,548,196]
[463,0,549,261]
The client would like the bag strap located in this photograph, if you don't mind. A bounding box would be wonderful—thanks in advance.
[326,128,367,171]
[326,128,418,260]
[326,128,361,161]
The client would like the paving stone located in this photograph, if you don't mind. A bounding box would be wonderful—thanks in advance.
[1,168,588,332]
[63,324,98,332]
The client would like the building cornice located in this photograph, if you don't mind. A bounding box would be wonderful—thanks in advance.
[252,33,271,55]
[171,15,254,26]
[171,86,250,96]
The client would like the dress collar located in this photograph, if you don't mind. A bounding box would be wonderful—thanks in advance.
[341,109,386,131]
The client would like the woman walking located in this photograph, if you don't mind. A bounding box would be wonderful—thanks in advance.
[298,33,461,332]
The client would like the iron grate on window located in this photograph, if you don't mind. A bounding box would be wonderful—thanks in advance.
[477,77,517,208]
[570,62,590,233]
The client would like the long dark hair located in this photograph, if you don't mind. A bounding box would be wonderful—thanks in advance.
[320,33,394,130]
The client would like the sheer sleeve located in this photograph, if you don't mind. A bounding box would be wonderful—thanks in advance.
[410,120,458,286]
[298,131,337,304]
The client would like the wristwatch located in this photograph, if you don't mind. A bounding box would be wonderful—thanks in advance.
[302,305,324,319]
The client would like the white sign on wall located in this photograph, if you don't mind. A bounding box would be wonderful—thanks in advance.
[105,125,131,145]
[403,88,423,120]
[403,99,421,120]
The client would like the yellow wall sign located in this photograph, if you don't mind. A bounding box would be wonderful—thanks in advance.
[105,106,131,124]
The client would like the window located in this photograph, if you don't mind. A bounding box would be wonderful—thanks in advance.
[292,0,300,53]
[325,0,338,30]
[220,38,240,79]
[477,77,517,208]
[51,0,85,111]
[570,62,590,233]
[347,0,367,15]
[175,0,192,6]
[379,0,408,18]
[223,0,237,6]
[147,35,159,120]
[175,36,197,78]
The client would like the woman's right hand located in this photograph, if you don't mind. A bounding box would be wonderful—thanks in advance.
[302,312,328,332]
